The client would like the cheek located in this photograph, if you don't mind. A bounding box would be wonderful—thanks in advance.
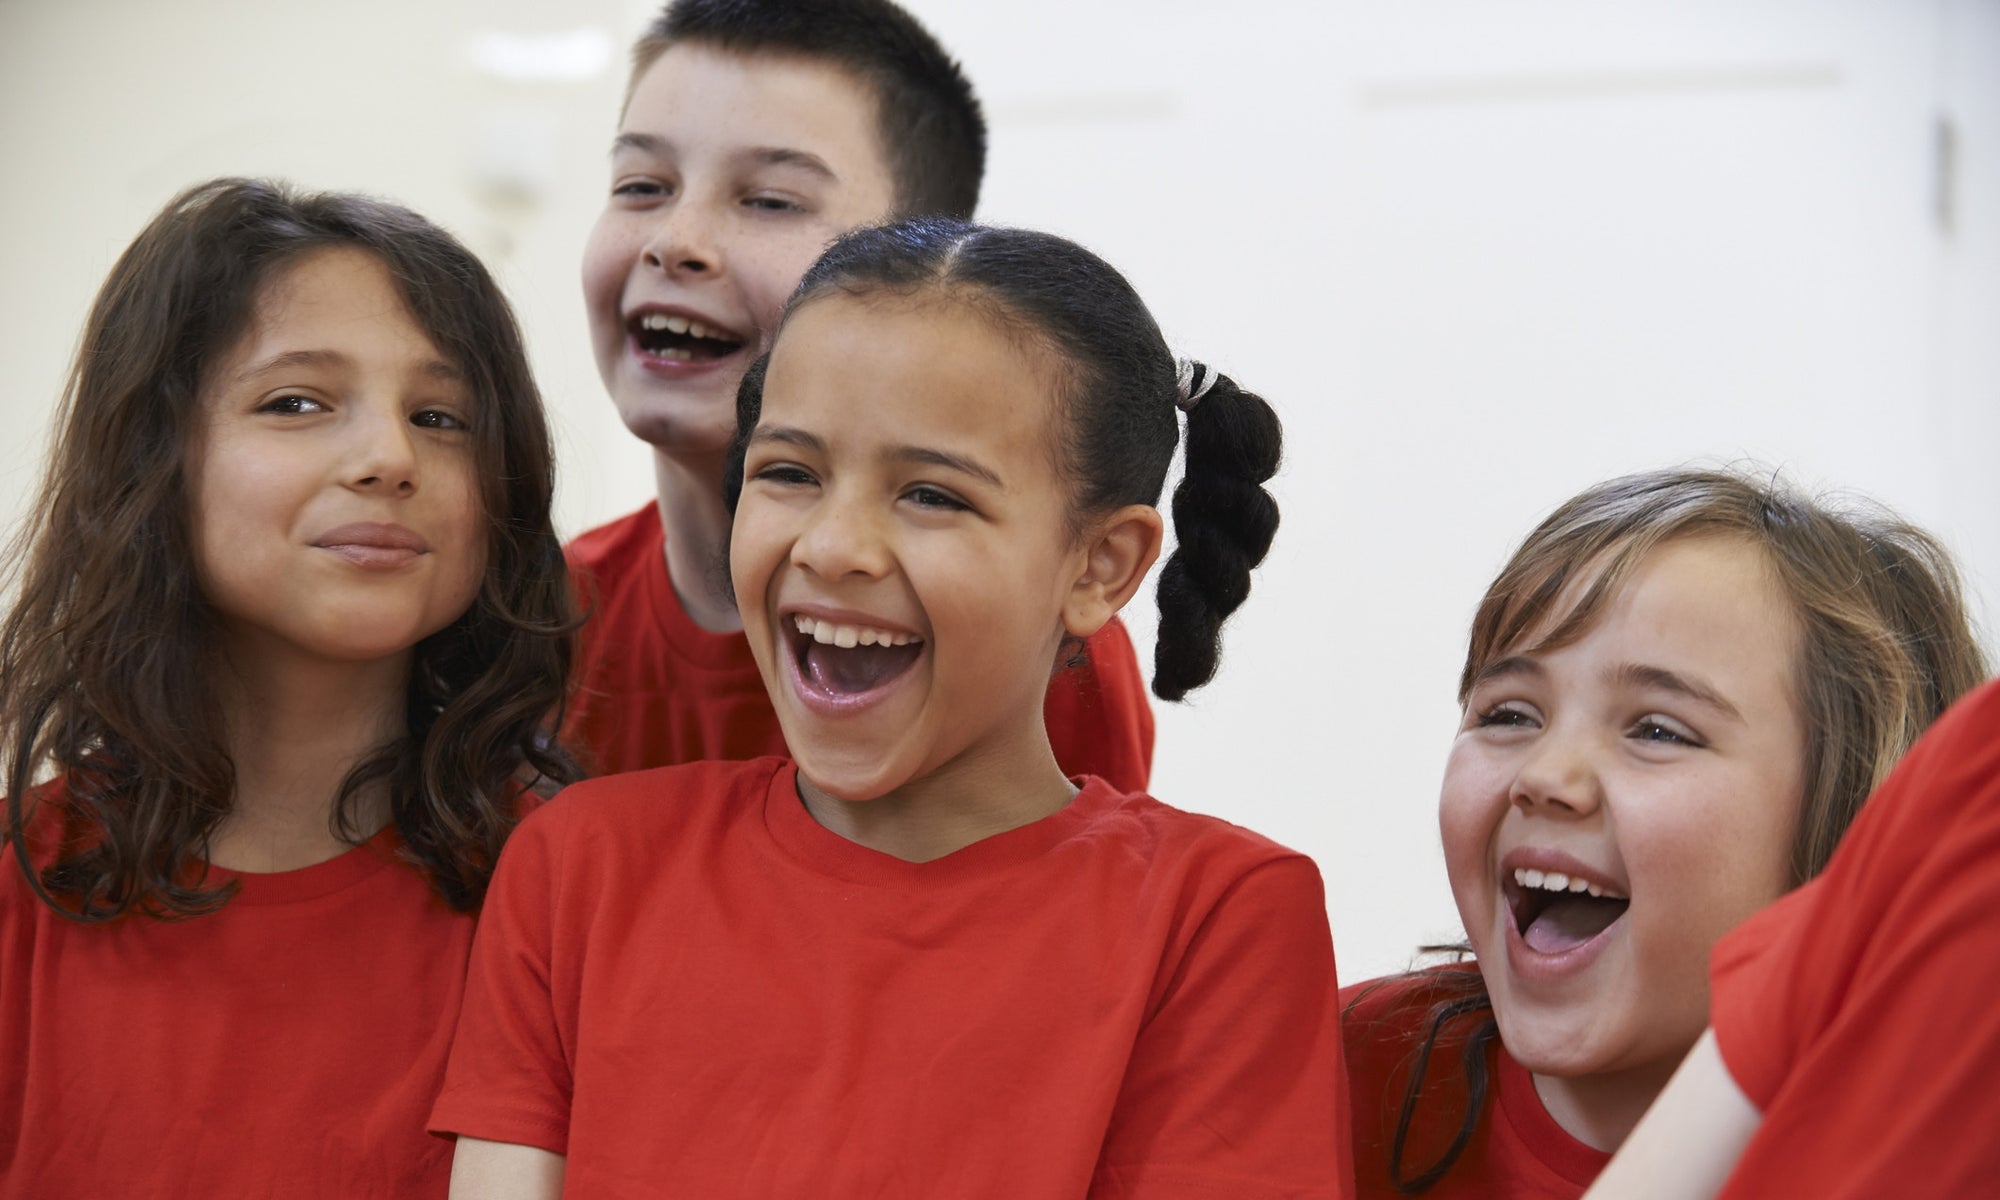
[433,460,492,601]
[743,241,837,338]
[580,217,634,320]
[1626,766,1799,933]
[727,499,790,609]
[1438,741,1506,929]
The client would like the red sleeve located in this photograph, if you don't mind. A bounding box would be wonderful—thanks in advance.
[1047,617,1155,793]
[1709,681,2000,1198]
[1090,856,1350,1198]
[429,801,577,1154]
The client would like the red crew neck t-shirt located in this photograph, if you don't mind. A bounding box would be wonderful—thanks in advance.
[1708,678,2000,1197]
[563,503,1156,790]
[433,757,1348,1197]
[1,803,474,1198]
[1343,967,1609,1200]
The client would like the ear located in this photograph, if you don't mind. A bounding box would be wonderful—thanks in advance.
[1062,504,1165,638]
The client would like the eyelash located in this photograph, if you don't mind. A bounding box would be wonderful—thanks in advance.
[260,394,324,416]
[904,485,971,513]
[1631,718,1703,748]
[753,464,817,487]
[412,409,470,431]
[1475,704,1537,729]
[259,396,468,431]
[612,179,669,200]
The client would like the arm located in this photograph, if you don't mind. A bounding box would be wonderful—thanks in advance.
[449,1138,566,1200]
[429,803,578,1160]
[1090,855,1348,1198]
[1581,1031,1759,1200]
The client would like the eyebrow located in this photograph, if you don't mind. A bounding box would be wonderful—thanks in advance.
[1471,654,1745,722]
[1470,655,1543,690]
[891,445,1003,489]
[1615,663,1745,722]
[611,133,838,182]
[232,348,462,386]
[749,425,826,453]
[749,428,1005,489]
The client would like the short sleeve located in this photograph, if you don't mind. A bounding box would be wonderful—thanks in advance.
[1709,682,2000,1197]
[428,801,577,1154]
[1047,616,1156,794]
[1090,855,1349,1199]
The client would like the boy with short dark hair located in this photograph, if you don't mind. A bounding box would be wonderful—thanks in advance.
[564,0,1155,787]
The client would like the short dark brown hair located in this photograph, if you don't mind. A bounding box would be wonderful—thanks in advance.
[629,0,985,219]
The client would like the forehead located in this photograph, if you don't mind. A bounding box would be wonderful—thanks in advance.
[623,43,892,176]
[761,293,1062,463]
[1519,535,1798,680]
[210,248,451,383]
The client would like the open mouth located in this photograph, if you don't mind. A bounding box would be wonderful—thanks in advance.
[1505,867,1630,954]
[789,614,925,700]
[628,311,747,362]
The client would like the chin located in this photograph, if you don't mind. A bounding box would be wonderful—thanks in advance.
[792,746,913,804]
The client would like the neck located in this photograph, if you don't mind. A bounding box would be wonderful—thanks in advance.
[1531,1056,1685,1153]
[654,449,740,632]
[796,719,1077,863]
[205,637,408,872]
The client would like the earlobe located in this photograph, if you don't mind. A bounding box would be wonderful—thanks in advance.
[1063,504,1165,637]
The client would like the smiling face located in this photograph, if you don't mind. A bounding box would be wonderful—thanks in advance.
[730,290,1089,804]
[1439,535,1805,1121]
[582,42,899,457]
[190,247,486,671]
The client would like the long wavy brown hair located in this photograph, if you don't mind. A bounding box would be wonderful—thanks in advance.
[0,177,580,921]
[1355,465,1988,1193]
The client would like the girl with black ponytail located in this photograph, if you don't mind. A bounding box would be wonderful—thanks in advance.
[436,219,1345,1196]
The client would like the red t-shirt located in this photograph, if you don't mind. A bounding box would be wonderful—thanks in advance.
[563,503,1156,790]
[1342,967,1608,1200]
[0,804,473,1197]
[433,757,1348,1197]
[1708,677,2000,1198]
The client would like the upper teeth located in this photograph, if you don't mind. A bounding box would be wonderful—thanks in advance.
[1513,867,1622,899]
[793,615,920,648]
[639,312,723,340]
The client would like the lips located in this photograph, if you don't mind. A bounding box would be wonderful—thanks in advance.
[312,522,429,569]
[781,607,926,716]
[1499,847,1631,967]
[625,305,749,367]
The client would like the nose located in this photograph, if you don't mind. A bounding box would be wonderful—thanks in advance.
[1508,726,1604,819]
[642,199,719,278]
[790,488,892,581]
[348,405,418,496]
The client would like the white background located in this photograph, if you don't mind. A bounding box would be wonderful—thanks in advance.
[3,0,1994,982]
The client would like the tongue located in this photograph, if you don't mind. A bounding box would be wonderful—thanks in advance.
[1524,895,1628,954]
[804,641,921,695]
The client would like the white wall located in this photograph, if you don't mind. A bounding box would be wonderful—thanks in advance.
[3,0,1994,982]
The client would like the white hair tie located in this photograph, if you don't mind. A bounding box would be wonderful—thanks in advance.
[1174,357,1218,412]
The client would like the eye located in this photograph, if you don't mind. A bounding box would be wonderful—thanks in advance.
[411,408,470,431]
[1630,716,1704,748]
[612,177,670,202]
[259,394,326,416]
[752,462,818,488]
[1473,701,1540,730]
[743,193,803,213]
[903,484,971,513]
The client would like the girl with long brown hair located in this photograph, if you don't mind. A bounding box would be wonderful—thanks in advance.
[0,178,578,1196]
[1342,466,1986,1199]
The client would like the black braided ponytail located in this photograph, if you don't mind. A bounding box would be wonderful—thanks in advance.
[1152,369,1282,700]
[726,217,1284,702]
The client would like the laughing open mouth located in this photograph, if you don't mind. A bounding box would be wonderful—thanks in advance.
[630,311,747,362]
[1506,868,1630,954]
[790,615,925,698]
